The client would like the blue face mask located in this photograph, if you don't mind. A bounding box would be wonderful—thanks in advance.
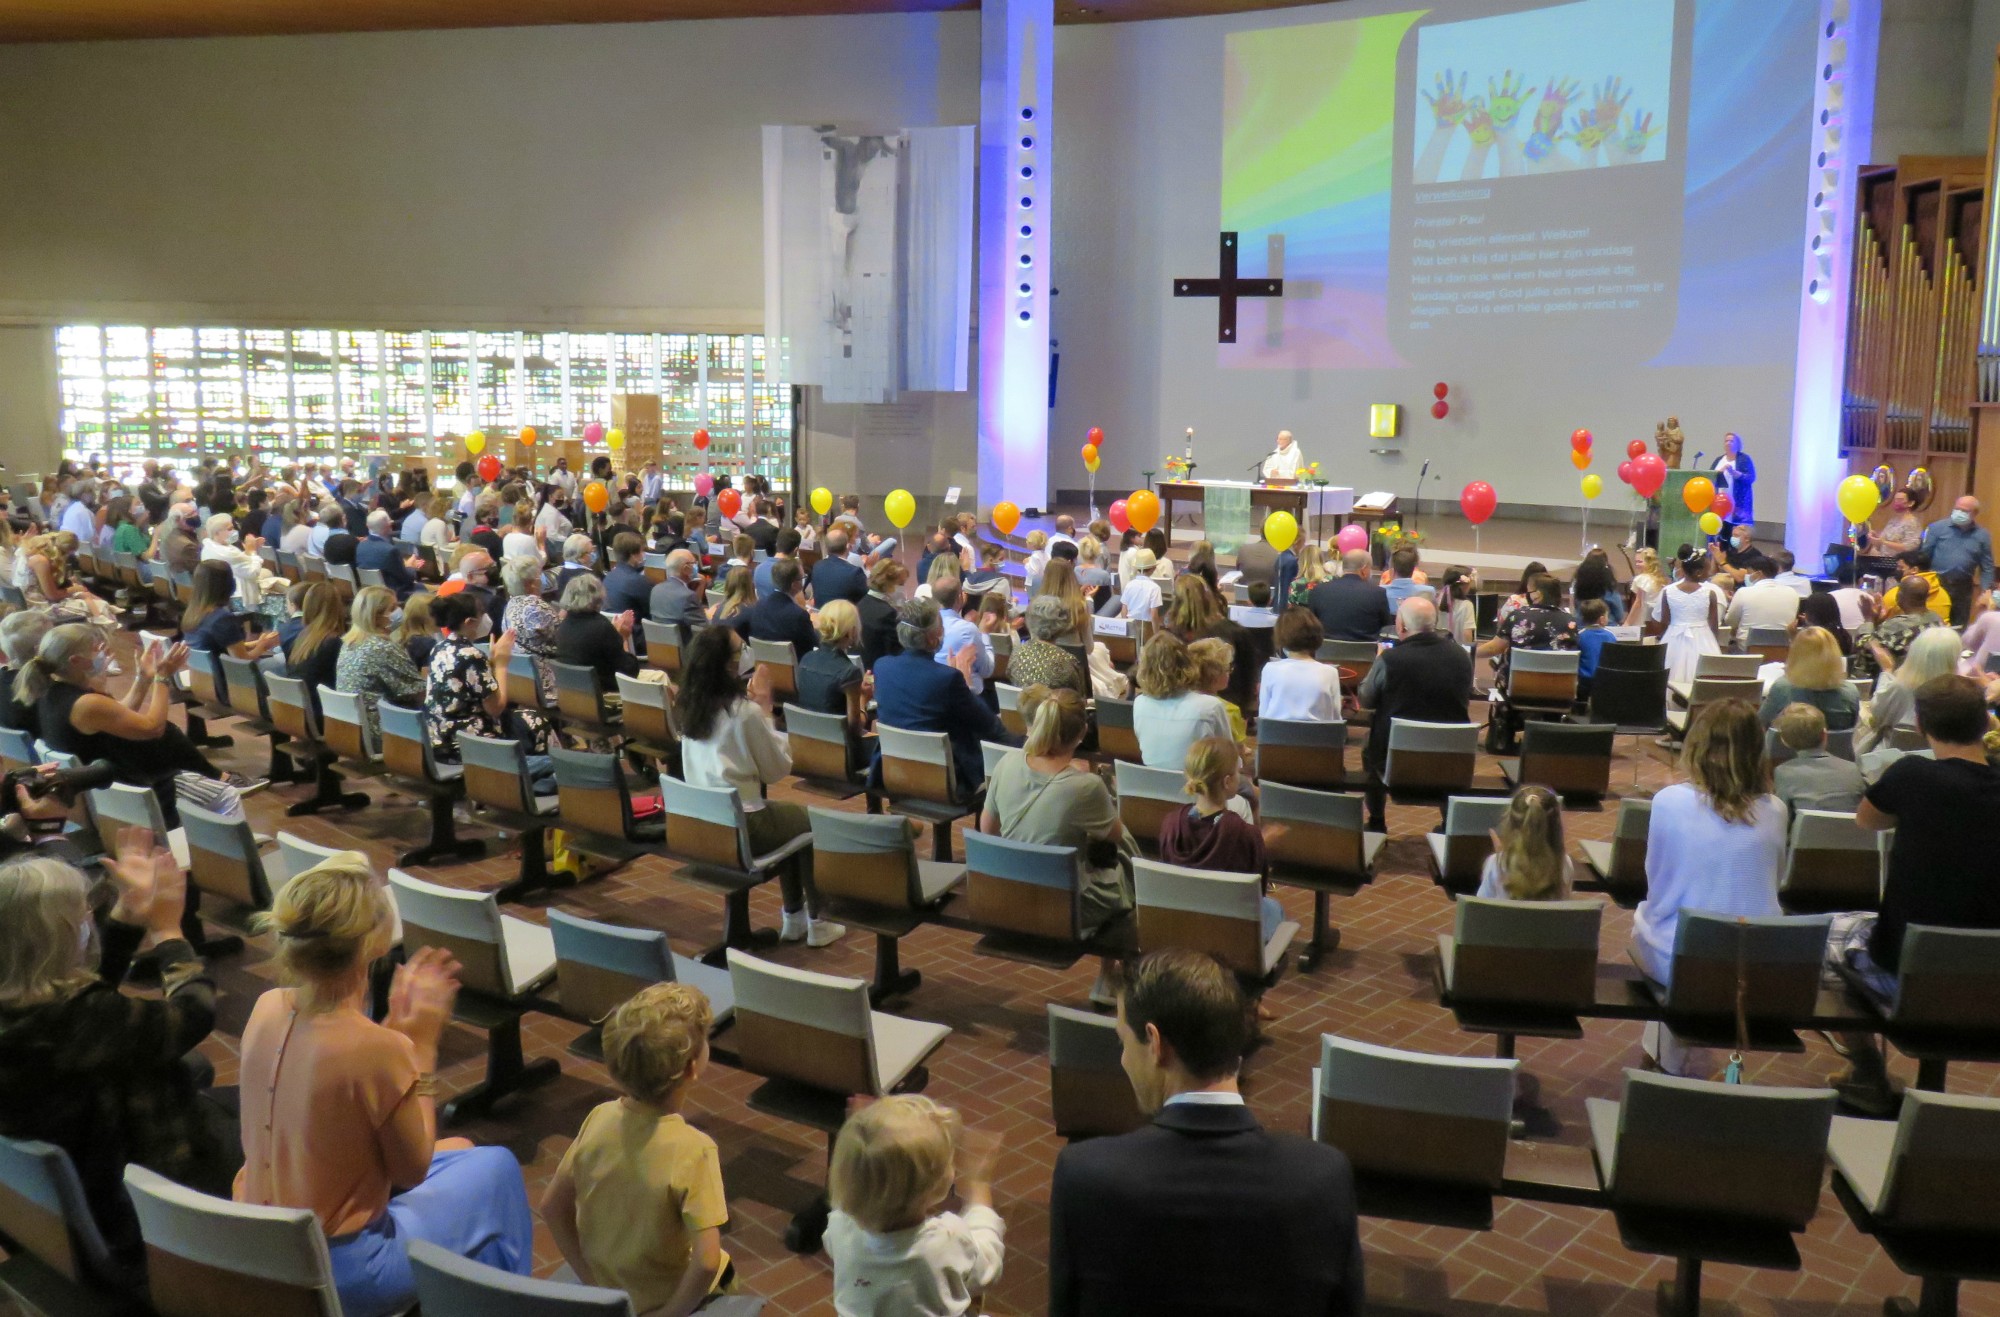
[388,608,405,627]
[1953,510,1974,528]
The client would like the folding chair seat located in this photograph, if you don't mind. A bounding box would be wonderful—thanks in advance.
[409,1238,658,1316]
[502,650,551,719]
[0,1135,138,1312]
[324,561,359,602]
[1316,639,1381,666]
[1576,797,1650,907]
[1113,760,1184,857]
[782,704,865,799]
[1133,858,1297,982]
[1838,926,2000,1093]
[1091,696,1141,764]
[1259,783,1383,971]
[726,949,951,1254]
[1435,896,1604,1057]
[547,908,735,1061]
[265,672,371,817]
[962,830,1131,973]
[808,808,965,1003]
[1588,644,1669,741]
[614,673,681,773]
[640,618,687,677]
[1587,1071,1835,1317]
[549,746,661,868]
[871,724,979,862]
[662,776,811,965]
[1311,1035,1519,1228]
[1384,719,1500,809]
[1498,721,1616,800]
[1640,911,1836,1054]
[1781,810,1883,914]
[123,1165,357,1317]
[1745,624,1792,665]
[1665,677,1762,735]
[748,638,800,706]
[988,631,1013,685]
[388,869,562,1124]
[363,697,488,869]
[1254,717,1348,790]
[458,730,562,904]
[995,681,1027,738]
[1828,1090,2000,1317]
[1504,649,1581,718]
[1047,1004,1143,1141]
[218,652,302,786]
[0,726,40,775]
[1424,796,1509,895]
[981,739,1015,781]
[178,801,279,933]
[551,661,621,744]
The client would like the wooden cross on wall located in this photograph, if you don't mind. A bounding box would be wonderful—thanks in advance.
[1173,231,1283,343]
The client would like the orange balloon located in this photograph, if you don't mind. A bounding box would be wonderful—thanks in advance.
[519,425,537,446]
[1570,448,1590,470]
[992,501,1021,535]
[1081,443,1101,474]
[1682,476,1715,515]
[582,480,609,514]
[1126,489,1161,534]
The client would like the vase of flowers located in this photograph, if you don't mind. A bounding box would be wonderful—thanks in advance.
[1370,520,1422,570]
[1163,455,1193,480]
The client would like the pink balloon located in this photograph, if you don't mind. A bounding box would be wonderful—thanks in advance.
[1107,499,1131,534]
[1335,524,1369,554]
[1617,460,1635,485]
[1459,481,1497,526]
[1629,454,1668,499]
[693,473,715,498]
[583,422,606,445]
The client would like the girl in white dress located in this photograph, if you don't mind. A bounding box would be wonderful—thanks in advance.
[1649,550,1722,686]
[1628,547,1666,628]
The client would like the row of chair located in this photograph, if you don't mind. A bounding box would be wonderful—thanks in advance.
[1578,797,1889,913]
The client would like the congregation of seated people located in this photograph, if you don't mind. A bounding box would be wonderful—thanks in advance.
[3,457,1999,1316]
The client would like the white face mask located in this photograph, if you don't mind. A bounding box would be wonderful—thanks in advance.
[88,651,111,678]
[388,607,405,627]
[225,531,239,545]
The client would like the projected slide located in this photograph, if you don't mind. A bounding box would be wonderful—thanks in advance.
[1220,0,1817,371]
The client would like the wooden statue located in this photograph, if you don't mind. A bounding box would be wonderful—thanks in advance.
[1658,416,1686,468]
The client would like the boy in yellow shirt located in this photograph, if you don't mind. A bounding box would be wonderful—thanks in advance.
[541,984,730,1316]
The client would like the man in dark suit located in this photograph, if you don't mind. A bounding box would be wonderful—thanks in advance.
[1049,949,1364,1317]
[353,510,423,600]
[735,558,817,659]
[648,549,707,638]
[811,528,869,606]
[1357,596,1473,832]
[857,558,908,671]
[1308,548,1395,640]
[745,499,781,555]
[868,597,1009,795]
[602,531,654,625]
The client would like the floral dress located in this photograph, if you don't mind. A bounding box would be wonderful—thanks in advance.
[503,593,561,703]
[423,638,552,764]
[335,634,426,744]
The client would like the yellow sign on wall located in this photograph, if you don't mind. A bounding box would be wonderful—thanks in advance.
[1369,404,1401,439]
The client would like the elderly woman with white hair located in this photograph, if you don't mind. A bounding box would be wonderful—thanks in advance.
[199,511,282,610]
[0,838,242,1272]
[554,531,597,596]
[500,554,560,704]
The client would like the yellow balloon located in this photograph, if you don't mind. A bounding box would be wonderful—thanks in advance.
[884,488,916,529]
[606,427,626,451]
[810,487,833,517]
[1262,510,1299,553]
[1699,511,1723,536]
[465,431,486,456]
[1836,473,1883,525]
[1581,473,1604,501]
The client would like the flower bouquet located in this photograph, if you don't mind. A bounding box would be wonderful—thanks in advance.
[1163,455,1193,479]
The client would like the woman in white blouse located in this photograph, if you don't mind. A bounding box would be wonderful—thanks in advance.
[1257,609,1342,723]
[673,627,845,948]
[1132,633,1236,771]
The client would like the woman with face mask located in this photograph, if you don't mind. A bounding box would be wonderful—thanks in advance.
[198,511,283,611]
[0,841,242,1279]
[421,591,555,787]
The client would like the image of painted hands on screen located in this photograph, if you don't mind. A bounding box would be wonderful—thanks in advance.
[1417,70,1663,184]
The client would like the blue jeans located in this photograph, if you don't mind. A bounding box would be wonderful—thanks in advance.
[326,1146,534,1317]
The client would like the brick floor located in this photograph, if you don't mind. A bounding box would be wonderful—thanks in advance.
[102,695,2000,1316]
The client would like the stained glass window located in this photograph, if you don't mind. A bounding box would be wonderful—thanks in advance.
[53,325,792,492]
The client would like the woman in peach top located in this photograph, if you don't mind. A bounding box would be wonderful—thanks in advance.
[234,852,533,1317]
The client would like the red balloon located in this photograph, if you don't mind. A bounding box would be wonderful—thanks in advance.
[1617,460,1635,485]
[1086,426,1105,447]
[1629,454,1668,499]
[1106,499,1131,534]
[1626,439,1648,460]
[1433,382,1449,400]
[476,454,502,483]
[693,428,710,451]
[1711,490,1734,519]
[716,488,741,520]
[1570,428,1593,453]
[1460,481,1497,526]
[1432,400,1450,420]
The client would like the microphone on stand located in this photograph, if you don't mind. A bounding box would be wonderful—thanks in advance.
[1691,450,1707,470]
[1408,459,1431,535]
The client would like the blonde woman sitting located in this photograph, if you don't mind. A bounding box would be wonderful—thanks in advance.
[16,531,118,629]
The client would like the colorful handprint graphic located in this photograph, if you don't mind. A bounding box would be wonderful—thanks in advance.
[1423,69,1470,129]
[1486,70,1526,130]
[1531,75,1581,139]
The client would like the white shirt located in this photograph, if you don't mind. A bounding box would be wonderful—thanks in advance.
[680,699,790,813]
[1162,1089,1246,1107]
[547,468,577,498]
[400,510,429,544]
[1121,575,1163,622]
[419,518,452,551]
[824,1204,1005,1317]
[1261,444,1304,480]
[1630,783,1785,986]
[308,523,333,555]
[1134,690,1236,771]
[281,523,314,555]
[501,530,541,564]
[1723,578,1801,640]
[60,500,97,542]
[936,613,995,696]
[200,538,269,607]
[534,501,572,540]
[1257,656,1342,723]
[1772,570,1814,599]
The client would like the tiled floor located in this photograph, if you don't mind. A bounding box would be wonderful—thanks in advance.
[97,696,2000,1316]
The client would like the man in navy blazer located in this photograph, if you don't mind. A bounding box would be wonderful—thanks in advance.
[353,509,423,600]
[1049,949,1365,1317]
[811,527,869,606]
[867,596,1010,796]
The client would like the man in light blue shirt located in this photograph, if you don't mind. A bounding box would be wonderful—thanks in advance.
[1921,496,1993,626]
[931,577,994,696]
[1382,544,1435,614]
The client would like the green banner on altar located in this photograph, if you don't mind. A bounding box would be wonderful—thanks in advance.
[1203,483,1253,554]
